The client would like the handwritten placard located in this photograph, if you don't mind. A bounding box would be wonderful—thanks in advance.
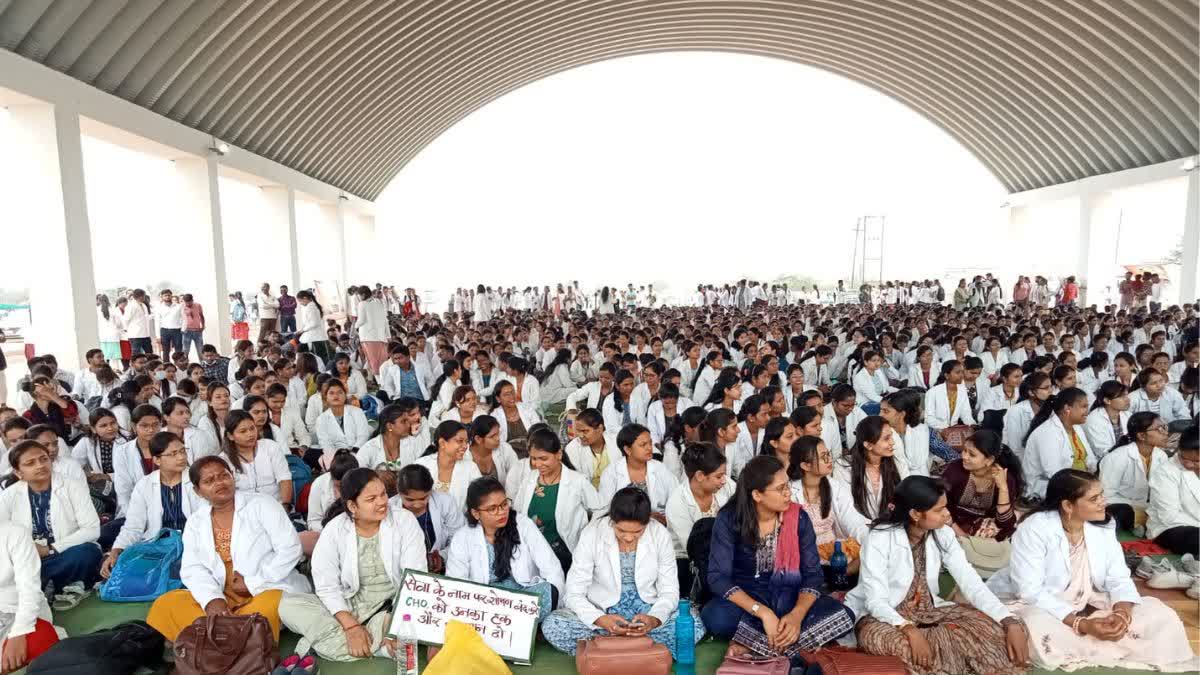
[387,569,540,664]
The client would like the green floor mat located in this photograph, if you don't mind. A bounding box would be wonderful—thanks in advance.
[43,595,1181,675]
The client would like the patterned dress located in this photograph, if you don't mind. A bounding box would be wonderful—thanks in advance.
[856,537,1022,675]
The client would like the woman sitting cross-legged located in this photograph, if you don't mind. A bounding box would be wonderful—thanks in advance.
[0,440,102,607]
[701,455,855,660]
[390,464,466,575]
[845,475,1029,674]
[0,520,60,673]
[987,468,1197,671]
[279,468,427,661]
[445,476,564,623]
[100,432,204,579]
[542,486,705,658]
[146,456,311,643]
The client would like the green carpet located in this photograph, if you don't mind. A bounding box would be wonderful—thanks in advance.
[38,594,1187,674]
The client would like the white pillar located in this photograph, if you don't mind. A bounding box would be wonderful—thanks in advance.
[1076,194,1097,306]
[1180,170,1199,304]
[175,156,231,353]
[263,186,300,290]
[9,103,99,370]
[318,199,348,295]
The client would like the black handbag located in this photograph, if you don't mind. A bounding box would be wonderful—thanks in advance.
[28,620,164,675]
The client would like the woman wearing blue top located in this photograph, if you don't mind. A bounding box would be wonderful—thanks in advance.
[701,455,855,659]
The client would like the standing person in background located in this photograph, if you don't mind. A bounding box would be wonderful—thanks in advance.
[229,292,249,342]
[180,294,206,363]
[257,284,279,339]
[96,294,124,369]
[354,287,389,377]
[1013,276,1030,306]
[123,289,153,356]
[296,291,331,363]
[155,289,184,364]
[277,286,297,336]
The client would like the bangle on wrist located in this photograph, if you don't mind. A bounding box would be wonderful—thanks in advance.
[1071,616,1085,635]
[342,623,363,632]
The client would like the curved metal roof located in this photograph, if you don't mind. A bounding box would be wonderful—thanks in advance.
[2,0,1196,199]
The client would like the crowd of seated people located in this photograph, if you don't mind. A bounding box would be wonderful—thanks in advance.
[0,277,1193,672]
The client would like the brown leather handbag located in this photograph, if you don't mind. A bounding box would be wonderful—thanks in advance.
[576,636,671,675]
[173,613,278,675]
[715,654,791,675]
[798,646,907,675]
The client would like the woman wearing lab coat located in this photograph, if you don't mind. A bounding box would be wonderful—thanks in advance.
[787,436,868,571]
[565,409,622,490]
[426,360,463,425]
[466,416,520,486]
[1099,412,1169,532]
[146,456,310,642]
[279,468,427,661]
[0,519,58,671]
[690,351,724,407]
[354,289,390,376]
[981,364,1023,414]
[987,469,1194,671]
[511,428,602,573]
[217,409,293,507]
[543,486,704,658]
[0,441,102,599]
[113,405,165,518]
[647,385,693,448]
[823,384,867,458]
[71,407,126,481]
[629,362,664,425]
[1127,368,1190,423]
[488,380,542,456]
[414,420,481,508]
[847,476,1028,674]
[446,476,565,622]
[601,369,639,431]
[504,358,542,412]
[356,403,426,472]
[664,442,734,589]
[305,451,358,535]
[831,416,909,522]
[1001,372,1052,460]
[599,424,678,517]
[1147,427,1200,556]
[540,349,577,409]
[906,346,940,390]
[441,385,487,424]
[391,464,467,573]
[924,361,977,431]
[1022,388,1095,499]
[102,433,203,581]
[295,291,331,363]
[879,389,929,476]
[314,380,371,464]
[978,337,1009,384]
[197,383,233,446]
[565,363,615,413]
[162,397,218,463]
[1083,381,1131,457]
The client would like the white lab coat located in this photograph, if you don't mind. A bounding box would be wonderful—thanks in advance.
[540,365,576,408]
[730,422,764,479]
[628,383,658,426]
[1099,443,1167,508]
[846,525,1011,627]
[890,424,930,476]
[563,517,679,626]
[113,471,204,550]
[599,458,678,513]
[1146,452,1200,539]
[305,472,337,532]
[978,351,1008,381]
[414,454,482,508]
[511,467,602,551]
[445,514,565,595]
[0,478,99,551]
[181,493,310,609]
[980,384,1019,414]
[314,406,372,452]
[113,439,156,518]
[1001,400,1035,458]
[1022,415,1096,498]
[987,511,1139,621]
[1083,408,1130,458]
[664,481,734,557]
[565,433,623,486]
[831,456,909,520]
[0,522,52,637]
[71,435,125,475]
[488,403,543,446]
[272,407,311,450]
[355,434,427,470]
[388,492,466,553]
[504,374,542,411]
[788,477,868,542]
[822,405,867,459]
[692,367,718,407]
[923,383,976,430]
[296,302,323,346]
[906,366,939,390]
[646,398,695,446]
[1128,388,1190,423]
[601,394,635,432]
[311,508,427,615]
[852,368,894,404]
[381,364,431,402]
[354,298,389,343]
[799,358,832,391]
[565,381,605,412]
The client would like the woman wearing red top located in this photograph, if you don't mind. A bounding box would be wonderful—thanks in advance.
[1059,276,1079,307]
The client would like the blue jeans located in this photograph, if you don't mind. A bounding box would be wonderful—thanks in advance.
[279,315,297,334]
[182,330,204,362]
[42,542,103,592]
[860,401,881,415]
[129,337,153,355]
[160,328,182,361]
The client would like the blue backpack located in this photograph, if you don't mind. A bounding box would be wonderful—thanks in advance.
[286,454,313,508]
[99,529,184,602]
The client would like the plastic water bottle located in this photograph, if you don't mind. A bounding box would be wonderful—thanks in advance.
[830,540,849,590]
[674,599,695,675]
[395,613,419,675]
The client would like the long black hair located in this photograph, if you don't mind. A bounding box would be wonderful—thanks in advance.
[611,369,634,412]
[1111,411,1161,453]
[540,349,572,384]
[321,466,380,526]
[1091,380,1128,411]
[966,429,1025,496]
[465,476,519,581]
[843,416,902,517]
[787,436,831,519]
[421,420,466,457]
[724,454,785,546]
[1031,468,1110,524]
[870,475,946,536]
[703,368,741,407]
[429,359,461,404]
[220,409,257,473]
[1024,387,1088,444]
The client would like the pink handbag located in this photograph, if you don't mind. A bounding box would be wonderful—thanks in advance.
[715,654,791,675]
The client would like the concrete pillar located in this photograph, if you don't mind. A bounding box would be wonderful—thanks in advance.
[9,103,99,370]
[175,156,231,353]
[318,198,348,297]
[1180,170,1199,304]
[1076,194,1097,306]
[262,185,300,290]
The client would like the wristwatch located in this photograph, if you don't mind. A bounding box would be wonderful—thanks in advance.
[750,603,761,616]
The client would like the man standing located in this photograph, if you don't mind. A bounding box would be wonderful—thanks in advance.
[257,283,279,339]
[180,294,206,361]
[277,285,297,335]
[155,289,184,363]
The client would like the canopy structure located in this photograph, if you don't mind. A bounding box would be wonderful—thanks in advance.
[1,0,1196,200]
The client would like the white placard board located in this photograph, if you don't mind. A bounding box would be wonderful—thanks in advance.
[387,569,540,664]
